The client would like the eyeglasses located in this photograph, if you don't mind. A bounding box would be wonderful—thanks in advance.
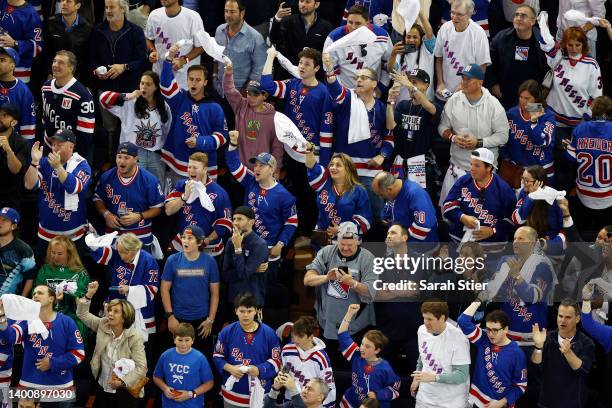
[513,12,532,20]
[485,327,504,335]
[354,75,375,81]
[359,44,368,57]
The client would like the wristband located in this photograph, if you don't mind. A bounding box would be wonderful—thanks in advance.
[534,348,543,353]
[84,294,92,301]
[234,248,242,254]
[103,210,110,218]
[192,391,197,399]
[182,56,190,64]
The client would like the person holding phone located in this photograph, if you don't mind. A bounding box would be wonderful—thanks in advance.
[264,373,330,408]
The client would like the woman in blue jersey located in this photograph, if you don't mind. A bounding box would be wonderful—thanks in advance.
[337,304,400,408]
[304,149,373,242]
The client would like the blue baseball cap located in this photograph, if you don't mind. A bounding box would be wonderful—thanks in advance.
[0,207,19,224]
[249,152,277,167]
[0,47,19,66]
[183,225,205,240]
[459,64,485,81]
[117,142,138,157]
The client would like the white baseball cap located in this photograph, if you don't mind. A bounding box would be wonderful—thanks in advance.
[470,148,497,169]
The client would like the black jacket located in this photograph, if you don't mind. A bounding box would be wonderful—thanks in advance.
[269,13,333,79]
[89,19,147,93]
[43,14,93,85]
[486,27,549,109]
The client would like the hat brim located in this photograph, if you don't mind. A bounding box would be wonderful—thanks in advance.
[0,214,18,224]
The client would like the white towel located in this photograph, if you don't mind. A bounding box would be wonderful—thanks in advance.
[85,231,118,250]
[528,186,566,205]
[372,13,389,27]
[64,153,85,211]
[564,9,601,27]
[127,285,148,342]
[275,49,300,79]
[113,358,136,381]
[0,294,48,340]
[537,11,555,51]
[150,235,164,260]
[348,90,371,144]
[249,376,265,408]
[55,280,78,295]
[224,366,249,390]
[396,0,420,33]
[186,181,215,211]
[460,219,480,245]
[274,112,311,163]
[195,30,232,65]
[323,26,377,54]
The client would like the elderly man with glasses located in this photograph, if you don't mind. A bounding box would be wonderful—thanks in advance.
[487,5,549,109]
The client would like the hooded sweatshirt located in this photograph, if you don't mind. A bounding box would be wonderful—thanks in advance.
[223,71,284,170]
[439,87,509,171]
[281,337,336,408]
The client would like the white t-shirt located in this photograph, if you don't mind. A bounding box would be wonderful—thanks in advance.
[416,323,471,408]
[433,20,491,93]
[145,7,205,89]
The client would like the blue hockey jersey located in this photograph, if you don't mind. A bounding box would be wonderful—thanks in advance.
[0,78,35,140]
[226,148,298,255]
[442,174,516,248]
[31,154,91,241]
[93,166,165,246]
[91,246,160,334]
[307,164,372,234]
[457,314,527,408]
[41,78,95,147]
[0,313,84,389]
[381,179,438,242]
[566,120,612,210]
[504,107,555,179]
[512,189,565,253]
[343,0,393,33]
[260,74,334,165]
[166,178,233,256]
[160,60,228,179]
[327,80,393,177]
[0,318,15,385]
[213,321,281,407]
[338,331,400,408]
[0,0,42,83]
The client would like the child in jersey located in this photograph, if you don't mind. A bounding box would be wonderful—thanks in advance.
[153,323,214,407]
[338,304,400,408]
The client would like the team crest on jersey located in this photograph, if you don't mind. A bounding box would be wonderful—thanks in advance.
[515,46,529,61]
[61,97,73,109]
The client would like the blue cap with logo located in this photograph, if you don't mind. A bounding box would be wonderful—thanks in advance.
[249,152,277,167]
[0,47,19,66]
[51,128,77,143]
[0,207,19,224]
[117,142,138,157]
[459,64,485,80]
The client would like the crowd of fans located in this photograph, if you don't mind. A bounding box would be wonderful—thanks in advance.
[0,0,611,407]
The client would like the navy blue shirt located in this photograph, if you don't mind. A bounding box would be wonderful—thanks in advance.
[393,99,441,160]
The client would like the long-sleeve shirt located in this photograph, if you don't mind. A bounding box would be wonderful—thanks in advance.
[512,189,565,253]
[581,311,612,353]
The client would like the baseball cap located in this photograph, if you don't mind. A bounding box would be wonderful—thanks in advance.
[234,206,255,220]
[0,207,19,224]
[246,81,266,95]
[337,222,359,240]
[0,47,19,66]
[459,64,485,81]
[0,102,20,121]
[406,68,430,84]
[117,142,138,157]
[471,148,497,168]
[183,225,206,240]
[249,152,277,168]
[51,128,76,143]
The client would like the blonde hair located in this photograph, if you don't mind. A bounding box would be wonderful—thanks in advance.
[107,299,136,328]
[329,153,362,193]
[189,152,209,167]
[45,236,84,272]
[116,233,143,252]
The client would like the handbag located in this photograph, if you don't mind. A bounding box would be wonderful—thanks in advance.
[498,160,523,189]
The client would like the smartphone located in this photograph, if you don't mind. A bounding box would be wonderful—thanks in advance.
[281,365,290,374]
[403,44,417,54]
[526,103,543,112]
[338,266,349,274]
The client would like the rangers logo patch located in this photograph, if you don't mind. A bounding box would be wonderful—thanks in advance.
[61,97,73,109]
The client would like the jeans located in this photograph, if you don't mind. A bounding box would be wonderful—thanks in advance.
[136,148,166,189]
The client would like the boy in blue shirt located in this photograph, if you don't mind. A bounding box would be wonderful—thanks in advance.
[153,323,215,407]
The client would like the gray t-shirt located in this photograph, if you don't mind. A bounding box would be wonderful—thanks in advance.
[306,245,377,340]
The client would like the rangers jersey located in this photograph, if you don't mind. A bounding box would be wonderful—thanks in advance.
[41,78,95,148]
[442,174,516,247]
[91,246,160,334]
[381,179,438,242]
[307,164,372,234]
[327,80,394,177]
[544,47,602,126]
[0,78,36,141]
[281,338,336,408]
[324,24,392,90]
[213,321,281,407]
[166,178,233,256]
[226,148,298,253]
[338,331,400,408]
[160,60,228,179]
[0,314,84,389]
[566,120,612,209]
[342,0,393,33]
[0,0,42,83]
[504,107,555,178]
[93,166,165,246]
[32,155,91,241]
[458,314,527,408]
[260,74,334,165]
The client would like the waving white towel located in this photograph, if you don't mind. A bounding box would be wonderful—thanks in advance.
[186,181,215,211]
[348,90,372,144]
[195,30,232,65]
[0,294,48,339]
[127,286,148,342]
[537,11,555,50]
[564,9,601,27]
[64,153,86,211]
[55,280,78,295]
[396,0,420,34]
[274,112,311,163]
[85,231,118,250]
[528,186,566,205]
[323,26,377,54]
